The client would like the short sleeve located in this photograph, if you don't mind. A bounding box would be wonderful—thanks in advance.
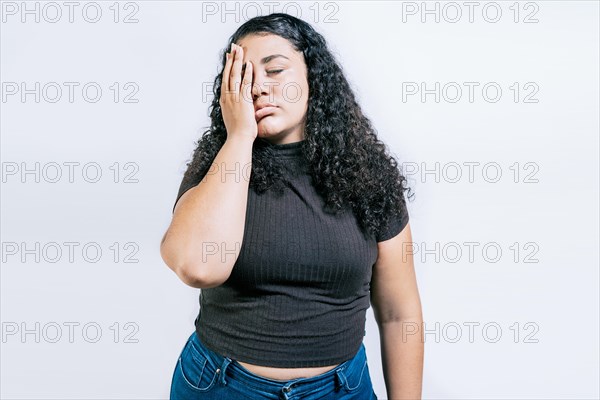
[376,203,409,242]
[172,170,204,214]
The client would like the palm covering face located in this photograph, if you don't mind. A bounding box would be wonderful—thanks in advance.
[220,43,258,141]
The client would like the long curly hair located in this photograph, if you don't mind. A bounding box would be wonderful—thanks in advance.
[180,13,414,240]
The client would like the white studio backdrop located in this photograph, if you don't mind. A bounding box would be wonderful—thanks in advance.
[1,1,598,399]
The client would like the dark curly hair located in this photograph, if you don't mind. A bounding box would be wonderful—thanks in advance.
[180,12,414,240]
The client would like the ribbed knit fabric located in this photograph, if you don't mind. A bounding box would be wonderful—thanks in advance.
[172,139,409,367]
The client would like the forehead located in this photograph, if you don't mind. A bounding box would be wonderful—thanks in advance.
[237,34,300,64]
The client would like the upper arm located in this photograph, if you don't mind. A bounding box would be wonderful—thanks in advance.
[171,168,204,214]
[370,221,422,324]
[161,167,205,279]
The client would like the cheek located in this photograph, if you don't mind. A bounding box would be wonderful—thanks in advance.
[280,80,308,107]
[282,72,307,94]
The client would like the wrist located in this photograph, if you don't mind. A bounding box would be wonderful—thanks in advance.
[226,134,256,146]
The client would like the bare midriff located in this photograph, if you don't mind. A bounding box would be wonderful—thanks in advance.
[235,360,341,381]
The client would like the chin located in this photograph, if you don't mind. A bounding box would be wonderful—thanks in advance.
[257,120,282,136]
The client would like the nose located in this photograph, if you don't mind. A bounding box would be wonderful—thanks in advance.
[251,72,273,102]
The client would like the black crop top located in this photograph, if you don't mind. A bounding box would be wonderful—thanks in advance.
[172,139,409,367]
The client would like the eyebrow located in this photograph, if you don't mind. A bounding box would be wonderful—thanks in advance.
[259,54,290,64]
[241,54,290,71]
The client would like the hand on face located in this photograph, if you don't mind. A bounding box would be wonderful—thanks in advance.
[219,43,258,141]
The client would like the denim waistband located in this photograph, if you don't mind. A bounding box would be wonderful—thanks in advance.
[187,331,365,397]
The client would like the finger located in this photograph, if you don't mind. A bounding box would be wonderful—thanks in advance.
[222,50,233,94]
[242,60,253,104]
[230,44,242,95]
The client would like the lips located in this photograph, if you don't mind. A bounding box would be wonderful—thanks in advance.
[255,104,278,121]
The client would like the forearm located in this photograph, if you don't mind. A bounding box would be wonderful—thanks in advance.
[379,318,424,400]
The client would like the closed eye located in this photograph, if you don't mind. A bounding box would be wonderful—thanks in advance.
[267,70,283,75]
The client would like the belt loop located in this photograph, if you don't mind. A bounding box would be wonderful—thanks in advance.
[218,356,233,386]
[335,368,346,390]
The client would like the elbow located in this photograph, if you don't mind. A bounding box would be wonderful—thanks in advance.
[160,251,225,289]
[159,240,199,287]
[160,236,230,289]
[177,262,229,289]
[176,263,208,288]
[163,255,210,288]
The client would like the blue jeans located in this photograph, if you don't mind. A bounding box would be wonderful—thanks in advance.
[170,331,379,399]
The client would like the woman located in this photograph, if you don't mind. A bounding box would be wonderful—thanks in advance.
[161,13,424,400]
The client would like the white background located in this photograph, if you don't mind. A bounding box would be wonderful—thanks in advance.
[1,1,598,399]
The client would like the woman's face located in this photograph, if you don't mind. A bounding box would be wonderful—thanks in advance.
[236,33,309,144]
